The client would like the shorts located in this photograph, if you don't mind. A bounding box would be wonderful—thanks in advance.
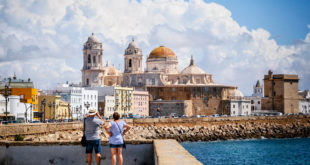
[86,139,101,154]
[109,144,123,148]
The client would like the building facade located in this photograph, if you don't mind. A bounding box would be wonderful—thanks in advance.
[133,90,149,117]
[0,95,32,122]
[0,75,39,121]
[262,70,299,114]
[245,80,263,112]
[149,100,192,117]
[299,90,310,114]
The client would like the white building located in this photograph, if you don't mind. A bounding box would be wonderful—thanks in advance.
[104,96,115,118]
[53,83,98,120]
[245,80,263,112]
[299,90,310,114]
[229,89,251,116]
[0,94,32,122]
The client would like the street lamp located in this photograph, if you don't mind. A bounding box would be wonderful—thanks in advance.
[42,98,46,123]
[99,107,102,116]
[85,101,90,112]
[48,102,52,122]
[24,103,32,123]
[0,85,12,122]
[76,106,80,120]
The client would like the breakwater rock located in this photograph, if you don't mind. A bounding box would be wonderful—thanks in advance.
[1,115,310,142]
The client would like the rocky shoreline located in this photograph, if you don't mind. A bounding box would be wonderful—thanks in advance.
[1,116,310,143]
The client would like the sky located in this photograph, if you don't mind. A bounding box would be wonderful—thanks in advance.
[0,0,309,96]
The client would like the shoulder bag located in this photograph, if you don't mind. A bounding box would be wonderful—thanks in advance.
[115,121,126,149]
[81,118,87,147]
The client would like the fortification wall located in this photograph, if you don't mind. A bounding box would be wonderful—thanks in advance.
[1,115,310,142]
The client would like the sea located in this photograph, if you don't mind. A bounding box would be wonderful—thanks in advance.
[182,138,310,165]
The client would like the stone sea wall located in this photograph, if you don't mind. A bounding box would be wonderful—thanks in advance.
[0,115,310,143]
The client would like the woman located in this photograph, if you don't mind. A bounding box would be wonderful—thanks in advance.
[105,112,131,165]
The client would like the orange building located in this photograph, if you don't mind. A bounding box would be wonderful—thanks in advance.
[0,75,39,121]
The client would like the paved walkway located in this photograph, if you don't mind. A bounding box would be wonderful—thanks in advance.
[154,139,202,165]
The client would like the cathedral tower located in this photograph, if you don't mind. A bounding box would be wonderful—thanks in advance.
[81,33,103,87]
[252,80,263,97]
[124,39,143,73]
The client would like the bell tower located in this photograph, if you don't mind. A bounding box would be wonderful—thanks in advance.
[81,33,103,87]
[124,38,143,73]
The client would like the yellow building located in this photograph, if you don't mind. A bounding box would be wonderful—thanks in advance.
[38,95,70,121]
[114,87,133,117]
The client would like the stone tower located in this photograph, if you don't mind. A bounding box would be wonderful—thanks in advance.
[252,80,263,97]
[124,38,143,73]
[81,33,103,87]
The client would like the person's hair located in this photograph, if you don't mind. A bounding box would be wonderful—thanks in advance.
[113,112,120,120]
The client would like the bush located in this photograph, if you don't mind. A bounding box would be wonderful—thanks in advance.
[14,135,24,141]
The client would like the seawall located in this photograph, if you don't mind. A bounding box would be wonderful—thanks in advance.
[1,115,310,142]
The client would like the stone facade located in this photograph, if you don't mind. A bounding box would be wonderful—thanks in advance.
[149,100,192,117]
[147,85,240,116]
[81,33,122,87]
[262,70,299,114]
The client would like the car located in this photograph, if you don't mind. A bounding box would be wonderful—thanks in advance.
[212,114,219,117]
[169,113,178,118]
[181,115,188,118]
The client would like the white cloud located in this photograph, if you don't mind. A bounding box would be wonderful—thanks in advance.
[0,0,309,95]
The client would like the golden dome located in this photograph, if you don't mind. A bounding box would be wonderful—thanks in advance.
[149,46,175,58]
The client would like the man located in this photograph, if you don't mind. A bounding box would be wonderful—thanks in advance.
[85,109,105,165]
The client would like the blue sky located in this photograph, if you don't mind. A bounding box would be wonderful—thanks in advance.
[0,0,309,96]
[206,0,310,45]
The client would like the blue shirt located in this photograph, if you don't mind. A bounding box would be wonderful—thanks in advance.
[85,117,104,140]
[109,120,126,145]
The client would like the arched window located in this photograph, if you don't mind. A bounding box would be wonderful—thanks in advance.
[129,59,132,67]
[88,54,91,63]
[93,56,96,64]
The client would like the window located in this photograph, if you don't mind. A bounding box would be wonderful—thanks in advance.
[258,101,260,104]
[86,79,89,86]
[88,54,91,63]
[233,105,235,108]
[93,56,96,63]
[129,59,132,68]
[251,100,254,104]
[152,79,155,85]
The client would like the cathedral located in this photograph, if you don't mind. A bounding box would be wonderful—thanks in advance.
[82,33,244,116]
[82,33,214,88]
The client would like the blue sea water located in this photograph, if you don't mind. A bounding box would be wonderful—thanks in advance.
[182,138,310,165]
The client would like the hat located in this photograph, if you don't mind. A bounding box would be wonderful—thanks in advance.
[88,109,97,115]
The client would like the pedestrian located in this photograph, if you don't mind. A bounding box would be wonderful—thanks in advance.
[105,112,131,165]
[84,109,105,165]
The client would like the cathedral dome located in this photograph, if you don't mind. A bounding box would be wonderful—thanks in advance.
[230,89,244,97]
[181,56,205,75]
[87,33,100,43]
[128,40,139,49]
[181,65,205,75]
[149,46,175,58]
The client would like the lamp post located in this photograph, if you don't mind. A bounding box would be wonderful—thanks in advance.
[24,103,32,123]
[68,103,71,121]
[99,107,102,117]
[0,85,12,122]
[84,101,90,112]
[48,102,52,122]
[42,98,46,123]
[76,106,80,120]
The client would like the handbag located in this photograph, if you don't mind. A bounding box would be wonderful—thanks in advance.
[115,121,126,149]
[81,118,87,147]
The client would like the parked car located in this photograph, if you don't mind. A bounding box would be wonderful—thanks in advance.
[181,115,188,118]
[169,113,178,118]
